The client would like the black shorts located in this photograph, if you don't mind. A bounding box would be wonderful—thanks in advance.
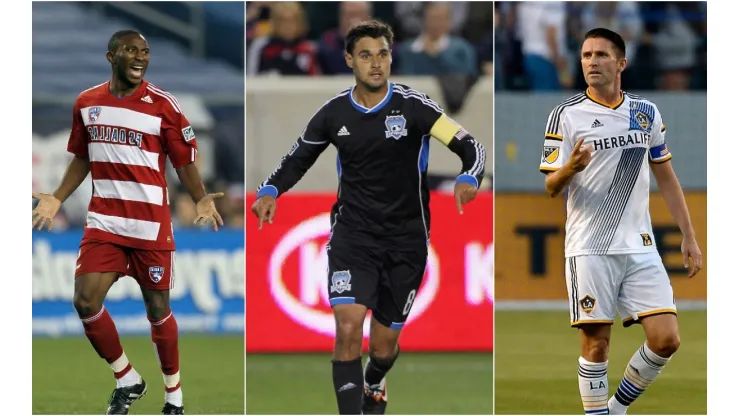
[327,225,428,330]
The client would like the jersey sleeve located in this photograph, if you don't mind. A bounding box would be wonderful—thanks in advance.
[648,106,672,164]
[67,98,89,158]
[429,114,487,188]
[540,105,572,174]
[413,91,446,135]
[256,106,331,199]
[160,98,198,169]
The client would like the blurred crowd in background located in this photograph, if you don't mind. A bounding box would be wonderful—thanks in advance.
[246,1,494,77]
[495,1,707,91]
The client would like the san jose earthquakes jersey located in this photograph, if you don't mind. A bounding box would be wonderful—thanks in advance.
[540,90,672,257]
[258,82,486,243]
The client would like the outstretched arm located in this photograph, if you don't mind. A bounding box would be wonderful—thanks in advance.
[429,115,487,188]
[32,156,90,231]
[256,137,331,199]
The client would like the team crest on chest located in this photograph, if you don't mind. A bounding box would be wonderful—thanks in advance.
[385,115,408,140]
[88,107,102,123]
[629,101,655,133]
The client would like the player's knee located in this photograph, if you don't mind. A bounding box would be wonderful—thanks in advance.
[144,294,170,320]
[582,337,610,362]
[368,343,397,361]
[72,292,102,317]
[653,332,680,357]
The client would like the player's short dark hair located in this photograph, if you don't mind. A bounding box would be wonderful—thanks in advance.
[108,30,144,53]
[584,28,626,58]
[345,20,394,55]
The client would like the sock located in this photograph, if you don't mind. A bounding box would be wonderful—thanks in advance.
[364,346,400,387]
[332,357,363,414]
[81,306,140,386]
[149,311,182,406]
[110,352,142,388]
[578,357,609,415]
[608,342,672,415]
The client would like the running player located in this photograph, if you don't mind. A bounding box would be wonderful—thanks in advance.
[32,30,224,415]
[539,28,702,415]
[251,20,486,415]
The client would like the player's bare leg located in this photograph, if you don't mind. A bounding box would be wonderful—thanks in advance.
[74,273,146,415]
[331,303,368,414]
[361,316,401,415]
[141,288,184,415]
[578,324,612,415]
[607,314,680,415]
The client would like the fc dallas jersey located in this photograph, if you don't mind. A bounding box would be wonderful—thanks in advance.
[68,81,198,251]
[539,90,672,257]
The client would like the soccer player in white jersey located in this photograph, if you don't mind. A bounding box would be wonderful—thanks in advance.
[539,28,702,415]
[31,30,224,415]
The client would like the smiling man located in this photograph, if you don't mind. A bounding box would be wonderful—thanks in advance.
[31,30,225,415]
[539,28,702,415]
[251,19,486,415]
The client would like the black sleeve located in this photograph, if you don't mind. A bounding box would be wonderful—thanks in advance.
[413,91,446,135]
[256,107,331,198]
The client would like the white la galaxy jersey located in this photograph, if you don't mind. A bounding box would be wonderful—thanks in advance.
[539,90,672,257]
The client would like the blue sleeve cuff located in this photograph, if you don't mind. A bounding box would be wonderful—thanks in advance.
[456,174,479,189]
[257,185,279,199]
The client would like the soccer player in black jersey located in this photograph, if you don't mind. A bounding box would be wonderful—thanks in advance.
[251,20,487,415]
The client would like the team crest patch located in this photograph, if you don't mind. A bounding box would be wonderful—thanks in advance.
[88,107,102,123]
[181,126,196,142]
[579,295,596,314]
[149,266,165,283]
[641,233,653,246]
[385,115,408,140]
[629,101,655,133]
[543,146,559,164]
[330,270,352,294]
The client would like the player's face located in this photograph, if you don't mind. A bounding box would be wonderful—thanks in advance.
[346,36,392,91]
[580,37,626,87]
[108,34,150,86]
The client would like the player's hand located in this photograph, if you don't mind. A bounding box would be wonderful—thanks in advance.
[568,138,593,172]
[194,192,225,232]
[251,195,276,230]
[681,236,702,278]
[454,182,477,215]
[32,193,62,231]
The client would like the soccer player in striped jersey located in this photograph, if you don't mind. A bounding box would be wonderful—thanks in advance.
[31,30,224,415]
[251,20,486,415]
[539,28,703,415]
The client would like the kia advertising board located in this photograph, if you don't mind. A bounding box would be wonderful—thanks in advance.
[246,192,494,352]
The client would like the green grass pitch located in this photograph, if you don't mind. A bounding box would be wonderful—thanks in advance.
[495,310,706,414]
[33,335,244,415]
[246,352,493,414]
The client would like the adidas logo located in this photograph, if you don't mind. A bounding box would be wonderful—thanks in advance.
[338,382,356,392]
[591,119,604,128]
[141,95,153,103]
[337,126,350,136]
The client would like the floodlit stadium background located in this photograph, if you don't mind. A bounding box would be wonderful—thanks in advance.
[31,2,245,414]
[245,1,494,414]
[494,2,707,414]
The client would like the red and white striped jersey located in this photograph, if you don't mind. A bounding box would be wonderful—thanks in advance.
[68,80,198,251]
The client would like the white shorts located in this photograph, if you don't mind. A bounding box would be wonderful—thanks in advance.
[565,251,677,328]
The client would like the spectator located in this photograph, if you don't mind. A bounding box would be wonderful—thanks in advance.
[649,3,699,91]
[398,2,478,76]
[246,2,320,76]
[394,1,469,41]
[516,1,569,91]
[316,1,373,75]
